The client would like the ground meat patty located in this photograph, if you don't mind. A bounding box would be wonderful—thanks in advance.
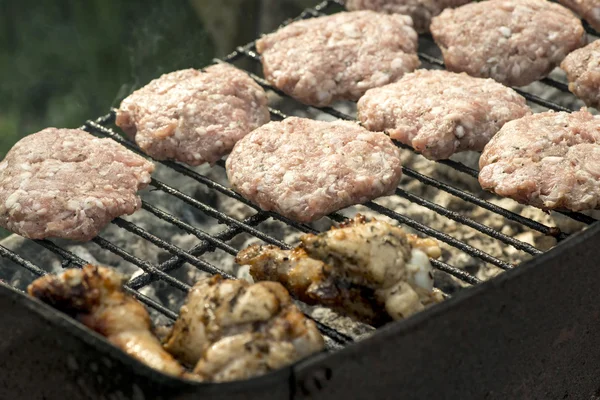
[430,0,585,87]
[479,109,600,211]
[116,64,269,166]
[357,69,531,160]
[256,11,419,107]
[561,40,600,109]
[226,117,403,222]
[558,0,600,32]
[344,0,471,33]
[0,128,155,241]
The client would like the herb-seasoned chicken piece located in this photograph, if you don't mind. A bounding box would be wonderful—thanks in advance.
[236,215,443,327]
[28,265,185,377]
[163,275,324,382]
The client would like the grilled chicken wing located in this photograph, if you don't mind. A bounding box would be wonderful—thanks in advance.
[27,265,185,377]
[236,215,444,326]
[164,275,324,382]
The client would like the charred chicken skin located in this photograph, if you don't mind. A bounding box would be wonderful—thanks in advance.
[27,265,185,377]
[164,275,324,382]
[236,215,443,326]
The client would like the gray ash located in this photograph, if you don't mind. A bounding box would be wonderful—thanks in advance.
[0,45,596,340]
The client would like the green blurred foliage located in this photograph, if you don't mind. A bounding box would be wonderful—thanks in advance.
[0,0,216,159]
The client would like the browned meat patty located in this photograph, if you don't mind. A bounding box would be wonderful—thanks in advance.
[479,109,600,211]
[558,0,600,32]
[344,0,471,33]
[116,64,270,166]
[256,10,419,107]
[0,128,154,241]
[237,215,443,327]
[357,69,531,160]
[430,0,585,87]
[164,275,323,382]
[226,117,403,222]
[561,40,600,109]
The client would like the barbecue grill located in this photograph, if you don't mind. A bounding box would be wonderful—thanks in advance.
[1,1,600,399]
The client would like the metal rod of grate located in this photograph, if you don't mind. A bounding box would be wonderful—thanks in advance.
[224,4,598,229]
[86,115,514,277]
[0,0,598,353]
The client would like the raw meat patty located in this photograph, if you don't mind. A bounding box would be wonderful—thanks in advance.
[226,117,403,222]
[0,128,155,241]
[430,0,585,87]
[357,69,531,160]
[116,64,270,166]
[344,0,471,33]
[558,0,600,32]
[479,109,600,211]
[256,11,419,107]
[561,40,600,109]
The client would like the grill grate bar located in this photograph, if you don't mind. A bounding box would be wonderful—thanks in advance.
[1,0,598,360]
[217,156,520,267]
[0,244,47,278]
[128,213,270,290]
[0,242,180,320]
[430,259,481,285]
[92,235,193,291]
[156,160,318,234]
[365,201,514,270]
[399,141,597,226]
[110,218,235,279]
[148,178,290,249]
[394,187,543,255]
[539,77,570,92]
[415,38,576,109]
[86,118,318,236]
[223,47,597,227]
[555,210,598,225]
[104,221,352,344]
[583,20,600,35]
[92,233,353,344]
[267,107,288,120]
[29,240,180,319]
[513,88,573,113]
[312,321,353,345]
[400,167,565,240]
[417,54,574,113]
[123,289,179,321]
[209,62,576,254]
[86,89,574,273]
[141,201,239,255]
[217,52,356,122]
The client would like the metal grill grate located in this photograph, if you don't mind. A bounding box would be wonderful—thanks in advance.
[1,0,598,350]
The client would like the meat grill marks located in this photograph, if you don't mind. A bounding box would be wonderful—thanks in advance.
[357,69,531,160]
[0,128,154,241]
[430,0,585,87]
[256,10,419,107]
[1,0,599,385]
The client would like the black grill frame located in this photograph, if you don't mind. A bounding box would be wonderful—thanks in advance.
[1,1,600,398]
